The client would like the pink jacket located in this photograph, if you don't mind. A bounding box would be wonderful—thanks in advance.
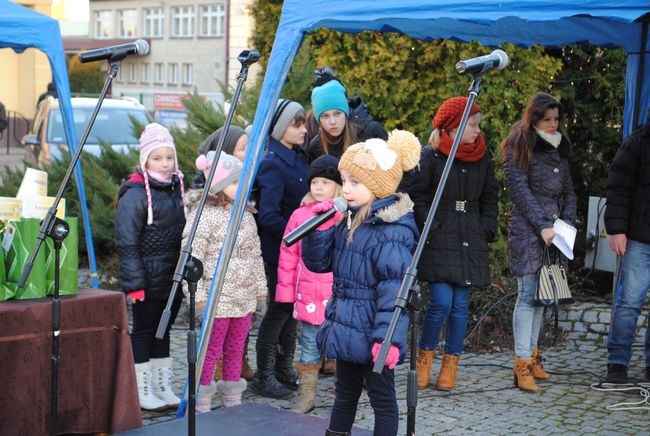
[276,201,333,326]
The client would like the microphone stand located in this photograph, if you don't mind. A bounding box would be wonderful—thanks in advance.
[155,50,259,434]
[16,61,121,436]
[373,69,488,436]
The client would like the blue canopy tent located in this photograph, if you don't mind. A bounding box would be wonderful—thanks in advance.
[0,0,99,288]
[189,0,650,410]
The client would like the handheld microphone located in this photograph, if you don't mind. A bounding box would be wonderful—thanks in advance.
[79,39,150,63]
[455,49,509,75]
[283,198,348,247]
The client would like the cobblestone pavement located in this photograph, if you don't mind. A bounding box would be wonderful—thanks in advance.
[138,309,650,436]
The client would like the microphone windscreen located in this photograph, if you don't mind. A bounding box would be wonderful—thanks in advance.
[135,39,150,55]
[492,49,509,70]
[333,197,348,213]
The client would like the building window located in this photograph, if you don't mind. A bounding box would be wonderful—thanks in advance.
[143,7,164,38]
[171,6,194,37]
[129,64,138,83]
[199,4,225,37]
[168,63,179,85]
[94,10,113,38]
[142,63,150,83]
[155,63,164,84]
[118,9,137,38]
[182,63,193,85]
[117,65,125,82]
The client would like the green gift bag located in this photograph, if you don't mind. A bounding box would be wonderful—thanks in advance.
[0,239,16,301]
[5,218,47,299]
[45,217,79,296]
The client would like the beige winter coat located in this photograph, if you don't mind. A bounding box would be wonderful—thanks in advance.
[182,200,267,318]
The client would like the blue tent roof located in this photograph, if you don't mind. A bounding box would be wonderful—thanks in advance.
[247,1,649,162]
[0,0,99,287]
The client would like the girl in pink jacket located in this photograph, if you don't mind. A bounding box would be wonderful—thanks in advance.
[276,155,342,413]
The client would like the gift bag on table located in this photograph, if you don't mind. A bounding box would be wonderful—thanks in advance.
[45,217,79,296]
[4,218,47,299]
[0,238,16,301]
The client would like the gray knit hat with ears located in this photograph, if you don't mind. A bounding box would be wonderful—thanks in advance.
[270,99,305,141]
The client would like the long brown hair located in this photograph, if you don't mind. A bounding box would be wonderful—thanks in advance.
[320,119,359,155]
[500,92,563,170]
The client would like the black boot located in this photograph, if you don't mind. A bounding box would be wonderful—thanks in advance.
[275,331,299,390]
[251,342,293,399]
[605,363,628,384]
[325,429,350,436]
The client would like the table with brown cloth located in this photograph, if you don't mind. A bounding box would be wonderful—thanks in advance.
[0,288,142,435]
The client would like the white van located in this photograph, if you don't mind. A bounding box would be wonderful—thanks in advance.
[22,97,152,166]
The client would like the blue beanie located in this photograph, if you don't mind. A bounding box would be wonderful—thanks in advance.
[311,80,350,122]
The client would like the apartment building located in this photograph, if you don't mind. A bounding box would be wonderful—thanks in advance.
[87,0,257,122]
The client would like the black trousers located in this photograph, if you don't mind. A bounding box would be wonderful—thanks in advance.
[329,359,398,436]
[131,292,183,363]
[256,262,297,363]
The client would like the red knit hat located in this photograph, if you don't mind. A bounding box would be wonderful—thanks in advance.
[432,97,481,131]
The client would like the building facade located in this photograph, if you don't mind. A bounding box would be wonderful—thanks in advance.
[88,0,257,114]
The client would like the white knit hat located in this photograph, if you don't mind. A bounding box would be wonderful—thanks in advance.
[139,123,186,224]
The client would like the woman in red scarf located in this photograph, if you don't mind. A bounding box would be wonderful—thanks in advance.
[404,96,498,391]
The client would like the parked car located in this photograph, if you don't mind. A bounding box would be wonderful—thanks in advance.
[22,97,153,166]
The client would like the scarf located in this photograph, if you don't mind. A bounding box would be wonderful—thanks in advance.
[534,128,562,148]
[437,131,486,162]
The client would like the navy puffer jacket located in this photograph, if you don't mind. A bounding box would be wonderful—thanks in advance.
[604,122,650,244]
[503,135,577,277]
[302,194,419,365]
[115,170,186,300]
[255,138,309,264]
[405,147,498,287]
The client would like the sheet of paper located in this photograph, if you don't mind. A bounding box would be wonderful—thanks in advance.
[552,218,577,260]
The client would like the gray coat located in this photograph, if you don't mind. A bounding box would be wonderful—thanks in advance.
[503,135,577,277]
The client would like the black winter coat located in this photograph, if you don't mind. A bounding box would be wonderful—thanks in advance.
[604,122,650,244]
[115,171,186,300]
[503,135,577,277]
[405,147,498,288]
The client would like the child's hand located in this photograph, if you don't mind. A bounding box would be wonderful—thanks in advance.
[311,199,344,231]
[126,289,145,304]
[371,342,399,369]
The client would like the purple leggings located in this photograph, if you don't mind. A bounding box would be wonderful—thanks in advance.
[200,313,253,385]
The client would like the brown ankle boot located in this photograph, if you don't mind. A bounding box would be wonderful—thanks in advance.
[241,354,255,381]
[213,358,223,382]
[513,357,538,393]
[416,349,435,389]
[435,354,459,391]
[531,349,549,380]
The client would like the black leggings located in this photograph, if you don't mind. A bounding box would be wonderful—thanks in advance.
[131,293,183,363]
[256,262,297,356]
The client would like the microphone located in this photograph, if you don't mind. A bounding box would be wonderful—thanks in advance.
[283,198,348,247]
[455,49,509,75]
[79,39,150,63]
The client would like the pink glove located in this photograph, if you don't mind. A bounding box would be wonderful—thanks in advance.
[312,199,343,231]
[126,289,145,304]
[371,343,400,370]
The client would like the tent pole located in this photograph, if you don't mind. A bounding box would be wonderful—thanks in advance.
[632,17,648,129]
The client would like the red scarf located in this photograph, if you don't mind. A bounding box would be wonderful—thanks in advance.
[437,131,486,162]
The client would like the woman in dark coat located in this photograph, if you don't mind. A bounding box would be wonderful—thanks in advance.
[501,92,576,392]
[252,99,310,399]
[407,97,498,391]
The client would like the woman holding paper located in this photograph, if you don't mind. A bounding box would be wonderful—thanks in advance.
[500,92,576,393]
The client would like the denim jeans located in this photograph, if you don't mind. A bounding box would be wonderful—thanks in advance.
[419,282,470,355]
[298,322,321,365]
[329,359,398,436]
[513,274,544,359]
[607,239,650,367]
